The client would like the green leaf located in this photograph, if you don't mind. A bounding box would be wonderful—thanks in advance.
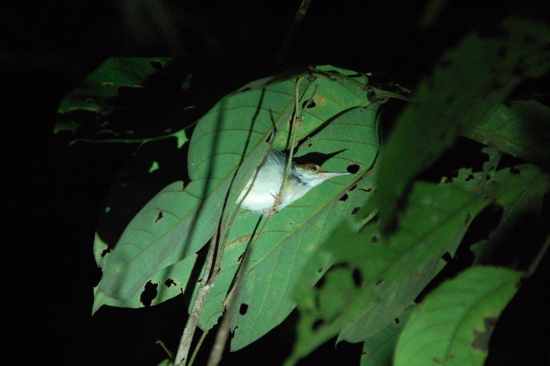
[185,72,383,349]
[93,66,391,315]
[361,305,415,366]
[287,176,493,365]
[394,266,522,366]
[468,101,550,170]
[57,57,173,115]
[373,18,550,232]
[228,106,380,351]
[471,162,550,264]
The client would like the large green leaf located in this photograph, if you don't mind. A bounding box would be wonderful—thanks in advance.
[287,143,547,364]
[373,18,550,233]
[227,106,380,350]
[93,66,393,314]
[287,178,493,365]
[394,266,522,366]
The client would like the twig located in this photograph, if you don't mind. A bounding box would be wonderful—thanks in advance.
[523,234,549,279]
[188,331,208,366]
[276,0,313,63]
[206,78,314,365]
[155,339,174,360]
[174,225,220,365]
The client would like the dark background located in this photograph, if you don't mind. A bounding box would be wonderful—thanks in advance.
[2,0,549,365]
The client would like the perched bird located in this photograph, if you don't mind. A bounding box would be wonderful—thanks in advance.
[237,151,350,215]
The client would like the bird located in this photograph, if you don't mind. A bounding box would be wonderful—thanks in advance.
[237,151,350,215]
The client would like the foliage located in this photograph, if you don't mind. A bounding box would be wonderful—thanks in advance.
[56,16,550,366]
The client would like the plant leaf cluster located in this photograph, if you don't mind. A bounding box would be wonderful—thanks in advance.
[57,16,550,366]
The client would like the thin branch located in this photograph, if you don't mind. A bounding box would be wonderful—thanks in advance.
[281,77,317,199]
[523,234,549,279]
[207,78,313,365]
[188,331,208,366]
[276,0,313,63]
[174,225,220,366]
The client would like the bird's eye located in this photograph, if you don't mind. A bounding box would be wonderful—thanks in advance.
[310,165,318,172]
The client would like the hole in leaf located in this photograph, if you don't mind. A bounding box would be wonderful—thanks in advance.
[371,235,378,243]
[347,164,360,174]
[375,279,384,286]
[352,269,362,287]
[496,154,526,171]
[348,184,357,191]
[155,211,164,223]
[164,278,176,287]
[466,174,475,181]
[150,60,163,69]
[239,87,252,93]
[339,193,349,202]
[510,167,520,175]
[239,303,249,315]
[302,100,316,109]
[140,281,158,307]
[394,318,400,325]
[313,319,324,331]
[419,138,487,183]
[442,252,453,262]
[101,248,111,257]
[266,132,273,143]
[351,207,360,215]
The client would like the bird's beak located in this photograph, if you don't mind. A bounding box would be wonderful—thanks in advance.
[319,172,350,181]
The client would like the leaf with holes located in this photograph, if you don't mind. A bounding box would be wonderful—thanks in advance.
[394,266,522,366]
[94,66,395,313]
[227,106,380,351]
[373,19,550,233]
[286,143,547,364]
[286,179,493,365]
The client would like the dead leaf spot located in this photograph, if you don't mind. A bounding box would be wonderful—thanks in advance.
[472,317,498,352]
[229,234,258,246]
[316,95,326,105]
